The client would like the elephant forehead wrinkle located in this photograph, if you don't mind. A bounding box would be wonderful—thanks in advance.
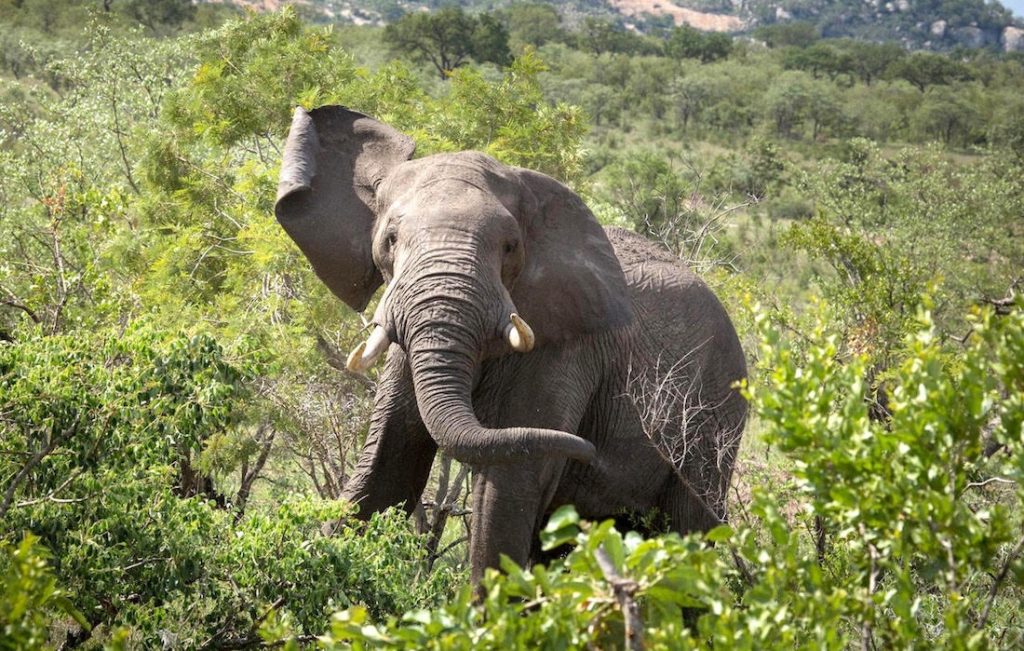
[415,176,492,195]
[422,153,502,175]
[405,226,486,249]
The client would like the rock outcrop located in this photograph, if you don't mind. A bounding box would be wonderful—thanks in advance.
[1005,26,1024,52]
[607,0,746,32]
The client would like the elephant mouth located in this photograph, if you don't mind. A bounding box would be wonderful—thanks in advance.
[346,312,534,374]
[344,267,594,466]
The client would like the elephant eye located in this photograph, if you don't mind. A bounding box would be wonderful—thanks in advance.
[386,232,398,249]
[504,241,518,255]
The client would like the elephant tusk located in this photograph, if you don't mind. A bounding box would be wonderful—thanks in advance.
[506,313,535,353]
[345,341,367,373]
[346,325,391,373]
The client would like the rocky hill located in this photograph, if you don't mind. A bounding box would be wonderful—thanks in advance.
[743,0,1024,51]
[208,0,1024,51]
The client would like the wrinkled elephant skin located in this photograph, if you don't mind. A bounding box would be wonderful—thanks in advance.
[275,106,747,585]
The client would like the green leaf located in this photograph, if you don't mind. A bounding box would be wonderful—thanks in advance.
[705,525,734,544]
[540,505,580,551]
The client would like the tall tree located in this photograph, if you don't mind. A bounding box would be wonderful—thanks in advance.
[666,26,732,63]
[886,51,973,92]
[385,8,511,80]
[754,21,819,48]
[504,2,564,50]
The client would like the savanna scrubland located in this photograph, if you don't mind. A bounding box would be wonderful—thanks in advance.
[1,1,1023,648]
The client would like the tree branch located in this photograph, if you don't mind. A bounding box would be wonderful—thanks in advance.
[316,335,376,391]
[594,546,645,650]
[1,417,79,520]
[977,532,1024,630]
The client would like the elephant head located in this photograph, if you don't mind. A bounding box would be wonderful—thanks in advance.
[276,106,632,466]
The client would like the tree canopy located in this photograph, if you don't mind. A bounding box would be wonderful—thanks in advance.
[384,7,511,79]
[1,3,1023,648]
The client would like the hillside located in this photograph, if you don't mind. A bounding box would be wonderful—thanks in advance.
[748,0,1024,51]
[232,0,1024,50]
[2,2,1023,647]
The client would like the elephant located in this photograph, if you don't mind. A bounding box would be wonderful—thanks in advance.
[275,105,747,585]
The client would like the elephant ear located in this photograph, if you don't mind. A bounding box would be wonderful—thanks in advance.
[510,169,633,346]
[275,106,415,312]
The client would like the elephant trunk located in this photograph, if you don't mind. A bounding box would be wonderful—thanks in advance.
[408,345,595,466]
[396,257,595,466]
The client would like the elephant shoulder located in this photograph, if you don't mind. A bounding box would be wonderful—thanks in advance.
[603,227,702,292]
[605,227,747,381]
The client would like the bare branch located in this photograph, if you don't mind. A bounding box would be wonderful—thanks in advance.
[109,95,140,194]
[594,546,645,651]
[0,285,40,323]
[234,423,277,521]
[14,466,88,508]
[978,277,1021,316]
[624,346,740,525]
[1,417,79,520]
[424,455,472,570]
[859,522,879,651]
[316,334,376,391]
[977,532,1024,631]
[637,163,749,274]
[965,477,1016,490]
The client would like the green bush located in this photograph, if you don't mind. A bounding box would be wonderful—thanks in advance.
[0,328,459,646]
[765,189,814,221]
[3,6,1024,648]
[310,301,1023,649]
[0,535,87,651]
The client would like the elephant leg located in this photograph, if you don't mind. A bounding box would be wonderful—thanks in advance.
[661,472,724,535]
[661,414,744,535]
[468,344,598,584]
[342,347,437,519]
[469,459,565,586]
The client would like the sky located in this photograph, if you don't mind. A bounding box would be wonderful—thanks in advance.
[1004,0,1024,18]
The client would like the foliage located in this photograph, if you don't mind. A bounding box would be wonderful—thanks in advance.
[750,0,1015,49]
[302,302,1024,649]
[0,23,190,337]
[529,26,1021,148]
[0,327,457,645]
[384,6,511,79]
[763,70,844,139]
[117,0,196,34]
[163,7,356,146]
[431,52,587,182]
[599,149,740,270]
[665,26,732,63]
[2,3,1024,648]
[782,217,930,367]
[887,51,974,93]
[788,139,1024,358]
[501,2,565,52]
[751,301,1024,646]
[0,0,231,39]
[571,17,662,56]
[755,21,820,49]
[0,535,87,651]
[317,508,732,649]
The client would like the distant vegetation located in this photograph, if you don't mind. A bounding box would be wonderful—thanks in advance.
[292,0,1024,51]
[1,2,1022,648]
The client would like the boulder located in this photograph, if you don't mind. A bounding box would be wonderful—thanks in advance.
[951,26,989,48]
[1004,26,1024,52]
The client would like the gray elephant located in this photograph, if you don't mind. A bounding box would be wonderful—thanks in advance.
[275,106,747,584]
